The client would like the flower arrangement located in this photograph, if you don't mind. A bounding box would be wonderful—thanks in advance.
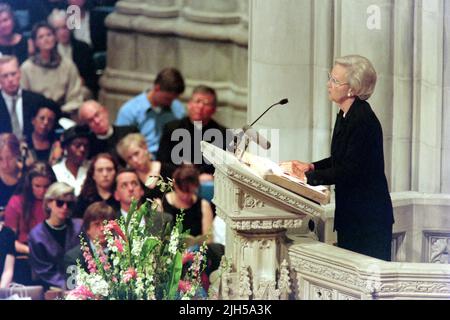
[67,179,208,300]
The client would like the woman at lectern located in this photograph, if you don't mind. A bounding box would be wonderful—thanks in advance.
[281,55,394,261]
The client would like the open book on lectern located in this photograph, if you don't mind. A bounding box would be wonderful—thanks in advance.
[240,152,330,205]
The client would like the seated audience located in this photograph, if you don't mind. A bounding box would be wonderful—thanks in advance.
[4,161,55,284]
[0,3,29,65]
[117,133,170,200]
[0,55,57,140]
[0,222,15,288]
[25,100,62,165]
[20,22,83,115]
[52,125,91,196]
[115,67,186,158]
[157,85,228,182]
[75,153,120,218]
[28,182,83,289]
[64,201,116,273]
[48,9,98,98]
[161,165,213,246]
[0,133,22,214]
[78,100,138,165]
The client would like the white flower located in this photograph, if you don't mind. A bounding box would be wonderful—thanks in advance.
[88,274,109,297]
[131,239,143,257]
[168,228,179,255]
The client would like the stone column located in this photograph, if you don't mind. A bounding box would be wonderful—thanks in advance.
[441,0,450,193]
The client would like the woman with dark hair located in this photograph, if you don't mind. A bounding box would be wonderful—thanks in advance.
[161,165,213,245]
[75,153,120,218]
[20,21,83,115]
[0,3,30,65]
[5,161,56,255]
[0,133,22,213]
[28,182,83,289]
[4,161,55,284]
[24,100,62,165]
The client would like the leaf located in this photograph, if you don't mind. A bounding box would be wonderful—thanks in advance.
[141,238,159,257]
[166,251,183,300]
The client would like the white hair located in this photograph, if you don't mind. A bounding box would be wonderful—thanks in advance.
[335,55,377,100]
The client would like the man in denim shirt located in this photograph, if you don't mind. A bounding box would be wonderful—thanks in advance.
[115,68,186,159]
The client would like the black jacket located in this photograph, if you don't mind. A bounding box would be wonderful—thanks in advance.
[71,37,99,97]
[157,117,229,177]
[0,89,58,140]
[305,98,394,232]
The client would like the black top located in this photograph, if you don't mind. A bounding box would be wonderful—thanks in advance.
[0,178,18,209]
[0,225,16,276]
[88,125,139,167]
[305,98,394,233]
[162,195,203,237]
[44,221,67,249]
[0,36,29,65]
[74,193,120,219]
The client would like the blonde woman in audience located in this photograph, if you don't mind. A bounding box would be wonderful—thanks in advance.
[117,133,170,200]
[20,21,83,115]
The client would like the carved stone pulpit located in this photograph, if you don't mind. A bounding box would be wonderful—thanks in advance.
[201,142,326,299]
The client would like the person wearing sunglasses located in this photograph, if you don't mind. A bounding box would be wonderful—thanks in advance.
[28,182,83,289]
[280,55,394,261]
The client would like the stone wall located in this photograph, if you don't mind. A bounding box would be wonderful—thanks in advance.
[99,0,249,128]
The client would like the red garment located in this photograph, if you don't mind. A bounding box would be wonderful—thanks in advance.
[4,195,46,244]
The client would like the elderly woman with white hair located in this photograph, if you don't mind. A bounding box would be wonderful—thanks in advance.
[281,55,394,261]
[28,182,83,289]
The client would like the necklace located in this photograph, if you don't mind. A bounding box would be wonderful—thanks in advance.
[45,220,67,231]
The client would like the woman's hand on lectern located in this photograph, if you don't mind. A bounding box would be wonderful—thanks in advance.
[279,160,314,181]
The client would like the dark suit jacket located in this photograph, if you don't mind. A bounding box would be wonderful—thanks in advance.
[89,124,139,166]
[305,98,394,233]
[0,89,58,140]
[157,117,229,178]
[71,37,99,97]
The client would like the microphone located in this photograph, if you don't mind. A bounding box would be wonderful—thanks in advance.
[242,124,271,149]
[242,98,288,150]
[249,98,288,127]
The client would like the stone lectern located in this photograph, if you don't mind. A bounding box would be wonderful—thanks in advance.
[201,141,326,299]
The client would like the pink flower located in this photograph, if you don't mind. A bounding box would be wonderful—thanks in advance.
[104,220,127,241]
[66,285,96,300]
[82,246,97,273]
[123,268,137,283]
[114,238,124,253]
[178,280,192,293]
[182,252,195,265]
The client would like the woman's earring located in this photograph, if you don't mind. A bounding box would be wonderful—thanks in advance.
[347,91,352,97]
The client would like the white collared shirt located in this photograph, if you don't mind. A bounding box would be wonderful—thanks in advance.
[2,89,23,132]
[52,158,90,196]
[96,126,114,140]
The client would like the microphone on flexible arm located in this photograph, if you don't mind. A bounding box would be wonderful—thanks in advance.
[233,98,288,158]
[242,98,289,150]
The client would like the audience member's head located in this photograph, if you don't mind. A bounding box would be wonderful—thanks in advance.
[80,153,118,199]
[0,55,21,96]
[149,67,185,109]
[78,100,111,136]
[44,182,76,219]
[83,201,116,246]
[19,161,56,231]
[0,133,21,176]
[187,85,217,125]
[114,169,144,211]
[61,125,90,165]
[172,165,200,203]
[48,9,71,46]
[31,21,57,56]
[117,133,151,172]
[0,3,17,39]
[31,101,60,141]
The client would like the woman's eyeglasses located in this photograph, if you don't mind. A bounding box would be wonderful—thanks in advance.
[328,72,349,87]
[54,199,74,208]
